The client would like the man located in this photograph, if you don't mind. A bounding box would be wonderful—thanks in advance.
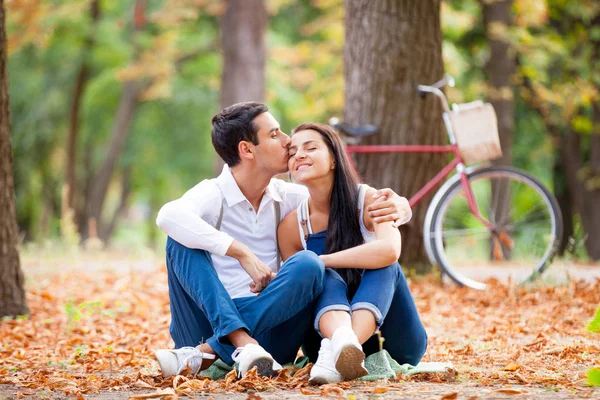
[154,102,411,378]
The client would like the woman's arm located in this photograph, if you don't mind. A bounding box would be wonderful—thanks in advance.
[320,189,401,269]
[277,210,304,262]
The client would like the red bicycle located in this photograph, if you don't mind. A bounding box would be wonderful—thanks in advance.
[331,75,563,290]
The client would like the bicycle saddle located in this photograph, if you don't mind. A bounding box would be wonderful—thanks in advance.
[330,118,380,137]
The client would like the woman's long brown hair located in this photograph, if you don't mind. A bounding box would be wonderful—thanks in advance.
[292,123,364,291]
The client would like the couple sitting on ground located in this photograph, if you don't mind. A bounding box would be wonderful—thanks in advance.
[154,102,427,384]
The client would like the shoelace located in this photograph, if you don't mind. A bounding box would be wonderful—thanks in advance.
[177,347,203,375]
[231,346,246,362]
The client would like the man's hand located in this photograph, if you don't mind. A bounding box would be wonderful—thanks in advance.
[225,240,275,293]
[226,240,275,293]
[367,188,412,227]
[241,254,276,294]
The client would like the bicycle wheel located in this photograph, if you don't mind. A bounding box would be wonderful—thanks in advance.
[424,166,563,290]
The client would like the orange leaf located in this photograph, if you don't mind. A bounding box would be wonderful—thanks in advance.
[494,389,525,395]
[440,392,458,400]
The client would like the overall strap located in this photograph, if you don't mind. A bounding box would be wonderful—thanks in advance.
[215,181,282,272]
[215,182,225,230]
[274,201,281,272]
[357,184,368,210]
[299,199,310,241]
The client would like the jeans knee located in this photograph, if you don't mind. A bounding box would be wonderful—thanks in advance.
[406,329,428,366]
[286,250,325,291]
[167,237,211,264]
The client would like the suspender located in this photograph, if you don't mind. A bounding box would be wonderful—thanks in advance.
[214,184,282,272]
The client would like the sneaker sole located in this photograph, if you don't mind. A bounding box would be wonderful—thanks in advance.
[335,345,368,381]
[309,372,342,385]
[246,357,277,378]
[309,375,331,385]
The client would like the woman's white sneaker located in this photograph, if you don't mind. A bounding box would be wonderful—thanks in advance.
[232,343,282,378]
[309,338,342,384]
[330,326,368,380]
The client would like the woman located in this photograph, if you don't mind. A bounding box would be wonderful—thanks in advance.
[277,123,427,384]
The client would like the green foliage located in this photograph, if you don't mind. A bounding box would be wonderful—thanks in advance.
[587,306,600,386]
[64,300,113,330]
[589,368,600,386]
[588,306,600,333]
[5,0,599,260]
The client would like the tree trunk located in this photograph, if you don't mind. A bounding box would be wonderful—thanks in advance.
[66,0,100,212]
[344,0,445,272]
[482,0,514,166]
[99,167,131,243]
[582,18,600,260]
[215,0,266,172]
[85,79,141,237]
[84,1,146,241]
[0,0,29,317]
[554,146,573,256]
[482,0,515,257]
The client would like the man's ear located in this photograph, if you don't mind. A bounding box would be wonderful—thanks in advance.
[238,141,255,161]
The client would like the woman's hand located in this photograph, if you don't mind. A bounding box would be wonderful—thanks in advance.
[367,188,412,227]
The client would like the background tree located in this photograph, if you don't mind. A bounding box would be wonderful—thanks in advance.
[0,0,28,317]
[516,0,600,259]
[344,0,446,272]
[483,0,516,234]
[215,0,267,169]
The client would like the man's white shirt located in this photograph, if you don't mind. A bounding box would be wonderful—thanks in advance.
[156,165,308,299]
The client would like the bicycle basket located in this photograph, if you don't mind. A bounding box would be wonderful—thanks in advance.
[449,101,502,164]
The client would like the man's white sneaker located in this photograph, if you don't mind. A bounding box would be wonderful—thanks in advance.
[232,343,282,378]
[309,338,342,385]
[330,326,368,380]
[154,346,216,377]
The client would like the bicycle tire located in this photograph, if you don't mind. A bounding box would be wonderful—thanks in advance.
[423,166,563,290]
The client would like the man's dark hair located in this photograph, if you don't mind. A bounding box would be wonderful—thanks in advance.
[211,102,269,167]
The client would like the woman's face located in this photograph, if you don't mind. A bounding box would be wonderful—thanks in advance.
[288,129,335,184]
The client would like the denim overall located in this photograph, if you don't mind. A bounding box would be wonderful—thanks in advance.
[302,229,428,366]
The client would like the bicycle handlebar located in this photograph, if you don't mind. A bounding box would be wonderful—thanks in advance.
[417,74,455,113]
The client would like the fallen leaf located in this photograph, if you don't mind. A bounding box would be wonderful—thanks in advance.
[128,388,178,399]
[494,388,526,395]
[440,392,458,400]
[503,363,521,371]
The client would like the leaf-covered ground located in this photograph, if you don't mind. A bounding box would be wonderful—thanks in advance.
[1,251,599,399]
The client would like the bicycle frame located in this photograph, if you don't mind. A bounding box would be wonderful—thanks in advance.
[344,78,496,231]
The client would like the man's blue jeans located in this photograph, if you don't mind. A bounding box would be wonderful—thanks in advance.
[165,237,325,365]
[304,262,427,366]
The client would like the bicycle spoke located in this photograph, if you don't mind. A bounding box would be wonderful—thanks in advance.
[499,203,549,227]
[440,228,492,238]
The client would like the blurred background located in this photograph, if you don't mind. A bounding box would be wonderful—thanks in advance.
[5,0,599,270]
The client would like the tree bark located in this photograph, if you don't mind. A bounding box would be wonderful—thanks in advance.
[66,0,100,212]
[0,0,29,317]
[215,0,266,172]
[344,0,445,272]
